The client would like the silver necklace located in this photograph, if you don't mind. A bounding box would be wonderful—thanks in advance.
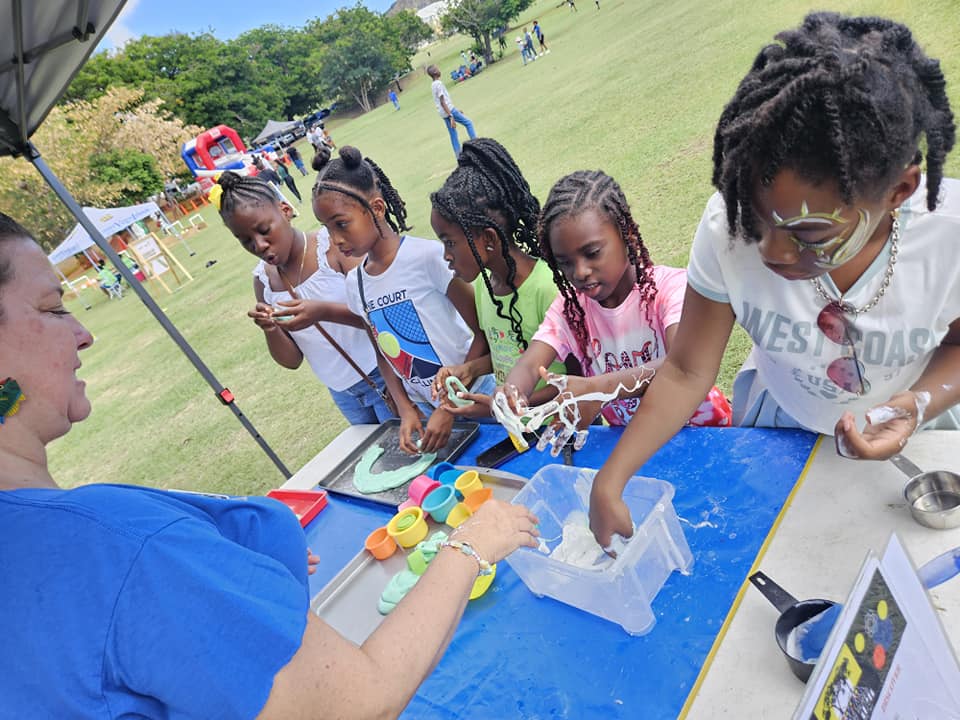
[810,212,900,315]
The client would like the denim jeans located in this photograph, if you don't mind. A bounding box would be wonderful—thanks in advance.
[328,367,393,425]
[443,108,477,156]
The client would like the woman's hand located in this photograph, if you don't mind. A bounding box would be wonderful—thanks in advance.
[398,405,425,455]
[834,390,926,460]
[450,499,540,564]
[249,302,279,331]
[421,407,454,453]
[271,299,319,332]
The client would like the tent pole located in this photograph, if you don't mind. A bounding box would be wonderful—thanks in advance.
[29,143,292,480]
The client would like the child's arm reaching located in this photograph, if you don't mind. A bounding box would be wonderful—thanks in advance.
[589,287,735,548]
[433,356,494,419]
[365,327,424,454]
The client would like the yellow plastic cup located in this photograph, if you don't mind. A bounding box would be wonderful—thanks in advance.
[387,507,428,548]
[454,470,483,498]
[445,502,473,529]
[469,563,497,600]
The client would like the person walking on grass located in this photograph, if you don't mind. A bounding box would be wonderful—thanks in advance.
[388,89,400,110]
[533,20,549,54]
[428,64,477,157]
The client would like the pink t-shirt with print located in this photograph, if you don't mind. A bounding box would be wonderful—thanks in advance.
[532,265,686,425]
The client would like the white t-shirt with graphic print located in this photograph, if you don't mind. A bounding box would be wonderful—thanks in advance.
[687,177,960,435]
[345,235,473,406]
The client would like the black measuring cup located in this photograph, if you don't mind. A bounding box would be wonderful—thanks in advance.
[749,571,838,682]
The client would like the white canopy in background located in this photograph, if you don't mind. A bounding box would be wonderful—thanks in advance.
[47,201,163,265]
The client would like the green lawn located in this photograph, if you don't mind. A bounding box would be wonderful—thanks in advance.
[47,0,960,494]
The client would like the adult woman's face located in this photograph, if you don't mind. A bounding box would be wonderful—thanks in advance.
[0,240,94,443]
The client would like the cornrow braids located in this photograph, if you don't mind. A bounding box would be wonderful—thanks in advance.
[217,170,281,217]
[713,11,956,242]
[312,145,409,237]
[538,170,659,367]
[430,138,541,349]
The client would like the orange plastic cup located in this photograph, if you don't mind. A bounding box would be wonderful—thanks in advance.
[365,526,398,560]
[463,487,493,513]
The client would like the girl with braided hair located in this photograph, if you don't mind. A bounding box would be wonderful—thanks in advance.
[590,12,960,550]
[312,145,487,454]
[214,170,392,425]
[429,138,566,417]
[499,169,731,431]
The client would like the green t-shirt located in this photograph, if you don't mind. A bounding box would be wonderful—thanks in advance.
[474,260,566,383]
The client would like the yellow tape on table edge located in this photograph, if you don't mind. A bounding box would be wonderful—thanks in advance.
[676,434,824,719]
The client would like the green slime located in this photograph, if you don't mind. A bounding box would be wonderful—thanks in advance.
[353,443,437,494]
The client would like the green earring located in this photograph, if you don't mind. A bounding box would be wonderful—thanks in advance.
[0,378,24,424]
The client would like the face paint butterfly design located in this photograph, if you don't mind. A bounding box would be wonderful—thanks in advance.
[772,202,873,269]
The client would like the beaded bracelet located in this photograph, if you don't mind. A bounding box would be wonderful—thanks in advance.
[439,539,494,576]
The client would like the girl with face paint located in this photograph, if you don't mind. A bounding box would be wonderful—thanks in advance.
[588,12,960,550]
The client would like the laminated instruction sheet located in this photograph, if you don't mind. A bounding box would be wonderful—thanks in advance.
[794,535,960,719]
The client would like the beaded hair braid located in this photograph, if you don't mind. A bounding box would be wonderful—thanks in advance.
[430,138,541,349]
[538,170,658,367]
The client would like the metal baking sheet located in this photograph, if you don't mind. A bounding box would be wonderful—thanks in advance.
[315,420,479,506]
[311,467,526,645]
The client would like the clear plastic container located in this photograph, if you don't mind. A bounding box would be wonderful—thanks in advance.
[505,465,693,635]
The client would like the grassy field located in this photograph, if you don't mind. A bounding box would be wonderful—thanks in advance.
[46,0,960,494]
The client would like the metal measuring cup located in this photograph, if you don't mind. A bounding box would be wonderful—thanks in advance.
[890,454,960,530]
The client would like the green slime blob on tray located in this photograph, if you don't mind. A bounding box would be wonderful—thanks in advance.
[352,443,437,494]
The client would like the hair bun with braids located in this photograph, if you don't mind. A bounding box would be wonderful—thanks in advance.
[339,146,363,170]
[218,171,242,190]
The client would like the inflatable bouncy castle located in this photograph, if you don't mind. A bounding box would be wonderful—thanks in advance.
[181,125,253,179]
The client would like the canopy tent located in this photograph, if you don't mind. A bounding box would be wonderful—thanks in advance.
[0,0,289,478]
[252,118,300,145]
[49,201,164,265]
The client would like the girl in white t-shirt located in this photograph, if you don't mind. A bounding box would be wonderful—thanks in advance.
[498,169,731,447]
[312,146,487,455]
[215,171,391,425]
[590,12,960,549]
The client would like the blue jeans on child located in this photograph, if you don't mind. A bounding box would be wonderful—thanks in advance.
[328,367,393,425]
[443,108,477,156]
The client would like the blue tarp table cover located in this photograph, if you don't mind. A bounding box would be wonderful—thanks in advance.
[306,425,817,719]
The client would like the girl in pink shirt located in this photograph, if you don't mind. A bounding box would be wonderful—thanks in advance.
[502,169,731,429]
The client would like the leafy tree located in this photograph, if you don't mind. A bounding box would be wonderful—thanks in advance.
[0,88,199,251]
[309,5,431,113]
[90,149,164,206]
[441,0,533,64]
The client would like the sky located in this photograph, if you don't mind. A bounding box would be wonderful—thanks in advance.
[103,0,397,49]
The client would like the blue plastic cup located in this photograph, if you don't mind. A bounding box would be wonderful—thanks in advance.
[427,461,457,482]
[439,468,463,487]
[421,484,458,523]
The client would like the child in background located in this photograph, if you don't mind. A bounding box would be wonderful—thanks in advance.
[501,170,731,434]
[214,171,391,425]
[312,146,488,454]
[589,12,960,548]
[429,138,566,416]
[286,145,307,176]
[533,20,549,55]
[428,64,477,157]
[275,160,303,204]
